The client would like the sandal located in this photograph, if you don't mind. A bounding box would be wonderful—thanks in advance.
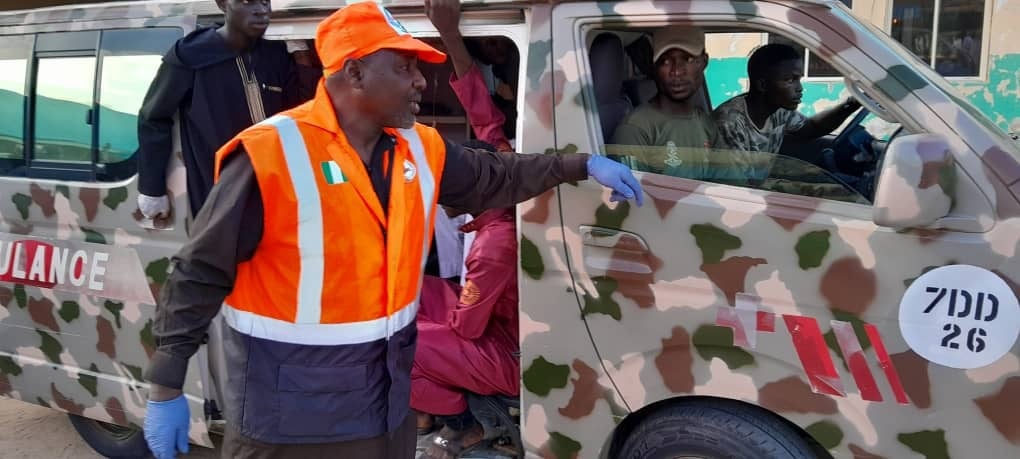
[416,411,437,436]
[419,424,485,459]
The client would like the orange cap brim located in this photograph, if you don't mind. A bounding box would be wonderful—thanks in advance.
[368,34,447,64]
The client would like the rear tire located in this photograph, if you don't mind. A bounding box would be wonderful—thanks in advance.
[616,399,820,459]
[68,414,153,459]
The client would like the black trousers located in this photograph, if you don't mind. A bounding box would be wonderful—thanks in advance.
[221,413,417,459]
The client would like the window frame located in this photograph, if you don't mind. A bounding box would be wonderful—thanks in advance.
[579,19,913,208]
[800,0,853,80]
[29,49,100,182]
[884,0,993,81]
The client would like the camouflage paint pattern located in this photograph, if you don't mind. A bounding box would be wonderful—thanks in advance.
[1,0,1019,458]
[524,1,1020,458]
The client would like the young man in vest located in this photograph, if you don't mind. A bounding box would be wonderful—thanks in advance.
[140,3,643,458]
[135,0,317,222]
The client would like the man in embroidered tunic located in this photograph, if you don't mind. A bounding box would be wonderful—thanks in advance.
[135,0,317,220]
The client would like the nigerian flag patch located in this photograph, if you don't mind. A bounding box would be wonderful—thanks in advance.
[320,160,346,185]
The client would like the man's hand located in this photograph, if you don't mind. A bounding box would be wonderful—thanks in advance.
[138,194,170,219]
[143,394,190,459]
[425,0,461,34]
[587,155,644,206]
[844,98,862,111]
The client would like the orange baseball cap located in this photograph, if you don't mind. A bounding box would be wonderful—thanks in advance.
[316,2,447,75]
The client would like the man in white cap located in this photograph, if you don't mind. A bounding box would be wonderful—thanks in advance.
[610,26,719,173]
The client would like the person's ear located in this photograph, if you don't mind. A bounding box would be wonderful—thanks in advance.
[215,0,228,14]
[343,59,367,90]
[752,77,767,93]
[699,52,709,70]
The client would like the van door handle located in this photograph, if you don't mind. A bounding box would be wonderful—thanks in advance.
[579,225,649,253]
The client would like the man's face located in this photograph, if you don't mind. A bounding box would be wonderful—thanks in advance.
[763,59,804,110]
[654,48,706,103]
[476,37,510,66]
[219,0,271,40]
[359,51,427,129]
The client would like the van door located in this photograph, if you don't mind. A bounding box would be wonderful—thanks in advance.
[0,20,215,448]
[537,1,1020,458]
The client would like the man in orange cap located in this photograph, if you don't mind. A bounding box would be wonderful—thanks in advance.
[141,3,643,458]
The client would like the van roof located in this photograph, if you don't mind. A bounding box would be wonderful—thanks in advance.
[0,0,840,27]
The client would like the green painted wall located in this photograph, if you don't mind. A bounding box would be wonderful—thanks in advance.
[704,54,1020,136]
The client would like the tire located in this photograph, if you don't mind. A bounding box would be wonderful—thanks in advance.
[616,399,820,459]
[68,414,153,459]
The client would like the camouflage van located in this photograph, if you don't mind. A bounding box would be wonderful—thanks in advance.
[1,0,1019,458]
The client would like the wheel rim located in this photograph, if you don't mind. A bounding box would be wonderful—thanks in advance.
[91,419,138,441]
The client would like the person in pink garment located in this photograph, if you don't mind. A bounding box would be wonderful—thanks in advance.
[411,150,520,459]
[428,0,514,152]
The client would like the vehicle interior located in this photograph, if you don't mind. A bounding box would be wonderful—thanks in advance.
[588,25,910,205]
[415,35,521,147]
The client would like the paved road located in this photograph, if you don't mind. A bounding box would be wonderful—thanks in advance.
[0,397,514,458]
[0,397,219,458]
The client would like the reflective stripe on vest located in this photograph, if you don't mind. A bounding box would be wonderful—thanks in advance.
[397,126,436,311]
[220,114,437,345]
[222,299,418,345]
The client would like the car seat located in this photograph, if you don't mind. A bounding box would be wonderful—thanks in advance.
[589,32,633,141]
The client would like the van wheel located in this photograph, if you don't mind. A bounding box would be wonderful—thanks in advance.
[616,399,819,459]
[68,414,153,458]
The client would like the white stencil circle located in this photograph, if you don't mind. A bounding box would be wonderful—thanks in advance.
[899,265,1020,369]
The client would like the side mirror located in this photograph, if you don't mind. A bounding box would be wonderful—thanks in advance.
[872,133,956,229]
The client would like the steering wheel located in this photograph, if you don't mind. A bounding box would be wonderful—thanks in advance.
[818,104,883,200]
[832,105,870,150]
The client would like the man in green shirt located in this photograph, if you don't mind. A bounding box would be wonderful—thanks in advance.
[610,27,719,174]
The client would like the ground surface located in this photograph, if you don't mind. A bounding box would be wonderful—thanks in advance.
[0,397,218,458]
[0,397,513,458]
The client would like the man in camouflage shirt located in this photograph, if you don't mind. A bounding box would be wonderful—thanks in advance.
[713,43,860,154]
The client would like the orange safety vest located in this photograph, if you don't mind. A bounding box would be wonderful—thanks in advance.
[214,112,446,345]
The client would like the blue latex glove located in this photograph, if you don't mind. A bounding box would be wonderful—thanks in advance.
[587,154,644,206]
[144,395,190,459]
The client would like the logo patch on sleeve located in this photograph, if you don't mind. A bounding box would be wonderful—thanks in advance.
[460,279,481,305]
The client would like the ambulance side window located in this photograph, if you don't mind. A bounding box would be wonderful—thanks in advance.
[33,54,97,165]
[96,28,181,181]
[2,27,180,181]
[0,35,31,175]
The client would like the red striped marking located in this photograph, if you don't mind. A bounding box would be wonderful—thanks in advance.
[757,311,775,332]
[864,324,910,405]
[831,321,882,402]
[716,307,751,348]
[783,315,845,397]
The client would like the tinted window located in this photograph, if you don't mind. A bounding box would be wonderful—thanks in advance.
[0,36,32,170]
[97,28,179,177]
[4,27,179,181]
[891,0,985,77]
[33,56,97,163]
